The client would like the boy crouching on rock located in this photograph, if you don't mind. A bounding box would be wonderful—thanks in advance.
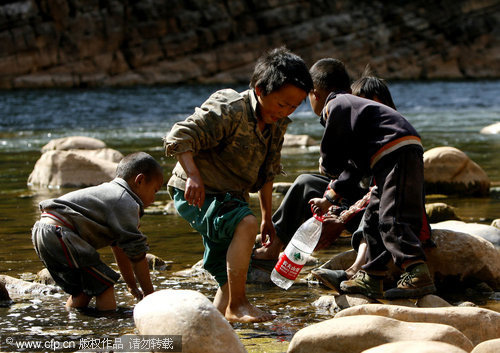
[32,152,164,311]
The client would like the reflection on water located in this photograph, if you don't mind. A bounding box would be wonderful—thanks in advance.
[0,81,499,352]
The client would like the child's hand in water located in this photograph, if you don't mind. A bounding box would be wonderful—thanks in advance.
[129,287,144,301]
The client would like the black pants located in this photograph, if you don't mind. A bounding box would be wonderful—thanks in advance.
[273,174,329,246]
[362,147,427,272]
[272,173,365,246]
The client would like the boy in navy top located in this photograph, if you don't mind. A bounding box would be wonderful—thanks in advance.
[308,58,435,299]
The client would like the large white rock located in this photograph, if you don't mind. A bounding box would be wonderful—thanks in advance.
[423,146,490,196]
[41,136,107,152]
[67,148,123,163]
[479,122,500,135]
[335,304,500,346]
[432,220,500,246]
[362,340,467,353]
[27,150,118,187]
[134,289,246,353]
[471,338,500,353]
[287,315,473,353]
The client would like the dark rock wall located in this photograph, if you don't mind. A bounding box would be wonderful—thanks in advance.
[1,0,498,88]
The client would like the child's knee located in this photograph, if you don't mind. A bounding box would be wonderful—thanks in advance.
[238,215,259,235]
[95,286,116,311]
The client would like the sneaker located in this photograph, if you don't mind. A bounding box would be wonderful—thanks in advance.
[310,269,347,293]
[384,263,436,299]
[340,270,384,299]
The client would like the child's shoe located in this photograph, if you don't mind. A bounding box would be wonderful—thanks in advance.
[384,263,436,299]
[340,270,384,299]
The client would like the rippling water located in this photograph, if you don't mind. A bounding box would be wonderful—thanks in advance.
[0,81,499,352]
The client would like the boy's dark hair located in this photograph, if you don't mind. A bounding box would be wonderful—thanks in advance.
[309,58,351,92]
[351,74,396,110]
[116,152,163,182]
[250,47,313,95]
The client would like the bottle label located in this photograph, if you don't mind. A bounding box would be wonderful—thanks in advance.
[274,247,306,280]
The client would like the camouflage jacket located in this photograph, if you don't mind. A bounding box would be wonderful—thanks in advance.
[164,89,291,200]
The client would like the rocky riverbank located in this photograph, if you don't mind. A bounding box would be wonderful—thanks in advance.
[1,0,499,89]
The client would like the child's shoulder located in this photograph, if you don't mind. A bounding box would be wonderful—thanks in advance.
[207,88,248,106]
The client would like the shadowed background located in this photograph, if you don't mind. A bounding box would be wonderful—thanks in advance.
[0,0,499,89]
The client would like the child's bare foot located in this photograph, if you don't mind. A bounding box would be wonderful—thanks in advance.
[251,246,279,261]
[225,302,276,323]
[251,237,283,261]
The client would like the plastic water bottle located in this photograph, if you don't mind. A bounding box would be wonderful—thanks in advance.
[271,214,323,289]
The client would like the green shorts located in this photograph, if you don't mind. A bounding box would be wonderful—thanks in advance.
[170,187,254,286]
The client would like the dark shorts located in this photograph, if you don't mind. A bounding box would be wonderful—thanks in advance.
[170,187,254,286]
[32,221,120,297]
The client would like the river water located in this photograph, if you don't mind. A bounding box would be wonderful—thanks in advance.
[0,81,499,352]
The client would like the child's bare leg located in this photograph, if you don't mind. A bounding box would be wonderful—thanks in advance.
[225,215,275,323]
[346,240,367,278]
[213,285,229,315]
[95,286,117,311]
[65,292,91,309]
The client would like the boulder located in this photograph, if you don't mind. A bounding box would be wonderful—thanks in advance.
[479,122,500,135]
[134,289,246,353]
[312,294,377,314]
[34,268,55,285]
[66,148,123,163]
[317,228,500,292]
[317,249,357,272]
[426,229,500,290]
[0,275,60,296]
[335,304,500,346]
[312,295,338,314]
[283,134,317,148]
[425,202,461,223]
[423,146,490,196]
[492,219,500,229]
[362,340,467,353]
[145,253,172,271]
[41,136,107,152]
[0,281,12,307]
[172,259,217,284]
[416,294,452,308]
[471,338,500,353]
[331,294,377,311]
[27,150,118,187]
[287,315,473,353]
[431,220,500,246]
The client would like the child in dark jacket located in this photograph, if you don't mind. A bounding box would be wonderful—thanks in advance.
[32,152,163,310]
[308,58,435,299]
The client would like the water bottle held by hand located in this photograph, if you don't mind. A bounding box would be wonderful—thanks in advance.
[271,212,324,289]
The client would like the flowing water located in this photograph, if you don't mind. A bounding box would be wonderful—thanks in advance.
[0,81,499,352]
